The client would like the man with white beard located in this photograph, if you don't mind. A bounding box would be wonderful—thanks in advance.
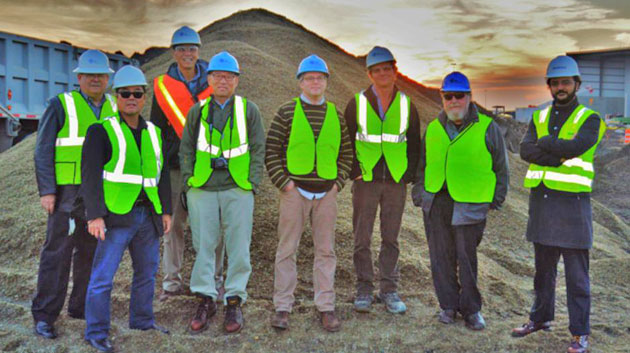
[412,71,509,331]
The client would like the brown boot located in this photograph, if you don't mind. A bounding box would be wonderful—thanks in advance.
[224,296,244,333]
[271,311,289,330]
[320,311,341,332]
[189,296,216,334]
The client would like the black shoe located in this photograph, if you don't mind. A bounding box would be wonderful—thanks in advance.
[464,312,486,331]
[138,323,170,335]
[34,321,57,339]
[438,309,457,324]
[68,311,85,320]
[85,338,114,352]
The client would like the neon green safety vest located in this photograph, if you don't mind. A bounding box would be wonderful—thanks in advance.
[286,98,341,180]
[354,91,410,182]
[524,104,606,193]
[55,91,117,185]
[187,96,252,190]
[101,115,164,215]
[424,113,496,203]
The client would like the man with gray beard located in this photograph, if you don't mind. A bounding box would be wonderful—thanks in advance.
[412,71,508,331]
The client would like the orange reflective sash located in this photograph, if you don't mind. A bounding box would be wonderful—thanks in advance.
[153,74,212,138]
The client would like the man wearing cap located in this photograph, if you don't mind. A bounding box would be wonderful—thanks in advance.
[266,54,353,332]
[411,71,509,331]
[179,51,265,334]
[512,56,605,353]
[150,25,223,302]
[81,65,172,352]
[32,49,117,339]
[344,46,421,314]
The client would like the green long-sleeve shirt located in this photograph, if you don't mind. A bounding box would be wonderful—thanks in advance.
[179,95,265,193]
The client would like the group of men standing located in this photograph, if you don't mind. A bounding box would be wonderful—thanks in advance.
[31,24,602,353]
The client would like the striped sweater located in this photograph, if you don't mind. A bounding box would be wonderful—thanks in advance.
[265,98,353,193]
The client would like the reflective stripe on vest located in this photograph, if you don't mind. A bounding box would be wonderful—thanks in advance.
[356,93,408,143]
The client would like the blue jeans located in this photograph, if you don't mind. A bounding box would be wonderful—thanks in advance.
[85,206,160,340]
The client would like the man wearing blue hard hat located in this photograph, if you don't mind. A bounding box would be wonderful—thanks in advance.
[179,51,265,334]
[81,65,172,352]
[32,49,117,339]
[513,55,606,353]
[412,71,508,331]
[344,46,421,315]
[266,54,353,332]
[150,25,225,304]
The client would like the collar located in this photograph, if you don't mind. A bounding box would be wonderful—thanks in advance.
[78,90,105,107]
[211,95,233,110]
[300,93,325,105]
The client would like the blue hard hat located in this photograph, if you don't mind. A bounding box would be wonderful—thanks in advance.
[366,46,396,68]
[207,51,240,75]
[112,65,147,90]
[546,55,580,79]
[441,71,471,92]
[171,26,201,47]
[73,49,114,74]
[296,54,329,79]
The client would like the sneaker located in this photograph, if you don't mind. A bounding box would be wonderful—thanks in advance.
[354,293,374,313]
[224,296,244,333]
[567,335,588,353]
[378,292,407,314]
[464,312,486,331]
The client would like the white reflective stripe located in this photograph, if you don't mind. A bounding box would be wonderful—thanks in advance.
[55,136,85,147]
[562,157,593,172]
[108,118,128,176]
[211,145,220,155]
[538,106,551,124]
[63,92,79,140]
[399,93,408,134]
[105,94,117,113]
[146,122,162,183]
[525,170,544,180]
[234,96,247,144]
[358,93,368,135]
[143,178,158,187]
[196,122,211,152]
[544,171,592,187]
[382,133,406,143]
[573,107,588,124]
[199,98,208,107]
[223,143,248,158]
[103,170,142,184]
[356,132,382,143]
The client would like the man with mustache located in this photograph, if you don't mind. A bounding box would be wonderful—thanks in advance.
[512,55,606,353]
[412,71,508,331]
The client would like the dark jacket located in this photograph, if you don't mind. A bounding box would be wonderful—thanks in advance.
[412,103,510,225]
[520,97,601,249]
[343,85,421,184]
[80,116,172,235]
[150,60,209,170]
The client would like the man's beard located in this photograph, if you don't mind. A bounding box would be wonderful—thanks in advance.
[446,103,468,122]
[552,89,576,105]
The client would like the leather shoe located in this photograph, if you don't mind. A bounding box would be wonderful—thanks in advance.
[85,338,114,352]
[34,321,57,339]
[271,311,289,330]
[67,311,85,320]
[224,296,244,333]
[511,321,552,337]
[159,288,185,302]
[189,296,217,334]
[438,309,457,324]
[320,311,341,332]
[464,312,486,331]
[137,323,170,335]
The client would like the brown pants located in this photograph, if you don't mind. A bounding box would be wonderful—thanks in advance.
[273,187,338,312]
[352,179,406,295]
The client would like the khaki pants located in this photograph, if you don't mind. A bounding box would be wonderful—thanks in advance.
[273,187,338,312]
[162,169,225,292]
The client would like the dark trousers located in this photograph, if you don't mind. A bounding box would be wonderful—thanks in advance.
[423,191,485,316]
[530,243,590,336]
[352,179,406,295]
[31,208,96,323]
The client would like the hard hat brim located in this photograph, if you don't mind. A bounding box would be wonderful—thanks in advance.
[73,67,115,74]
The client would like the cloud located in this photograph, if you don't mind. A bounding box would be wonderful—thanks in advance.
[615,32,630,46]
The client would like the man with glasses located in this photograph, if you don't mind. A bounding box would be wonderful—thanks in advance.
[344,46,421,315]
[512,56,605,353]
[179,51,265,334]
[81,65,172,352]
[266,55,352,332]
[412,71,508,331]
[150,26,221,302]
[32,49,117,339]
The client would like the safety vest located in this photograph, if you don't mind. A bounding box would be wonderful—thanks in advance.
[524,104,606,193]
[187,96,251,190]
[354,91,410,182]
[100,115,164,215]
[55,91,117,185]
[424,113,496,203]
[286,98,341,180]
[153,74,213,139]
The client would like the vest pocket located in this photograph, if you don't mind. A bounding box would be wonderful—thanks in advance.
[55,161,77,184]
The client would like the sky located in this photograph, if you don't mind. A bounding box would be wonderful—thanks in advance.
[2,0,630,110]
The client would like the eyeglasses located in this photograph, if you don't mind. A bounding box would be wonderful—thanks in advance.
[301,76,327,83]
[174,45,199,53]
[210,73,237,82]
[549,79,574,87]
[442,92,467,101]
[118,91,144,99]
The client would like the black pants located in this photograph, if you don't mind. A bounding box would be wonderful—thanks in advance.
[423,191,485,316]
[529,242,590,336]
[31,208,97,324]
